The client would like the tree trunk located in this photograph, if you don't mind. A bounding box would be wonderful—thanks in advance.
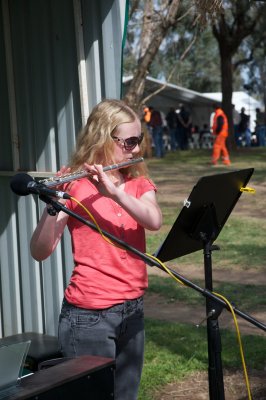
[212,2,266,149]
[139,0,154,59]
[123,0,181,112]
[123,28,167,111]
[219,47,235,148]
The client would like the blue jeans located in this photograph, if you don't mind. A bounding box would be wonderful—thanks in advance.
[257,126,266,146]
[58,297,144,400]
[169,127,177,150]
[152,126,164,157]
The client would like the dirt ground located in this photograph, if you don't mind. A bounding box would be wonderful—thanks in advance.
[145,265,266,337]
[152,369,266,400]
[143,164,266,399]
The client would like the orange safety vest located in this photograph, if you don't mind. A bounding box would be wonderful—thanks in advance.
[143,107,151,123]
[212,108,228,137]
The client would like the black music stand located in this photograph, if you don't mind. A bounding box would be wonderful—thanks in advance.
[154,168,254,400]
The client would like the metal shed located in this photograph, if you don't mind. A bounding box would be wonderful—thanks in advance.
[0,0,127,337]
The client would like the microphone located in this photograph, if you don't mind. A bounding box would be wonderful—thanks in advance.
[10,173,71,199]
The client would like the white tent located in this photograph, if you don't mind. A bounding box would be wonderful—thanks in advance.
[204,91,263,132]
[123,76,220,129]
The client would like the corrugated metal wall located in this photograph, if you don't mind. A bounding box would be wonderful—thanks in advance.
[0,0,126,337]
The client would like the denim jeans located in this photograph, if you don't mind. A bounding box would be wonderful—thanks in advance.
[58,297,144,400]
[152,126,164,157]
[257,126,266,146]
[169,127,177,150]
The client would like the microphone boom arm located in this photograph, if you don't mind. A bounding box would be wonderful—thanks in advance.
[40,195,266,333]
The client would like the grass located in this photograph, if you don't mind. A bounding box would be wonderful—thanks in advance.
[147,275,266,311]
[146,216,266,270]
[146,148,266,271]
[139,319,266,400]
[138,148,266,399]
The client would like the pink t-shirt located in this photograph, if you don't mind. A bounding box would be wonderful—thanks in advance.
[64,176,156,309]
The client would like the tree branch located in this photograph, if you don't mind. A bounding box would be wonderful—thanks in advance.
[141,33,198,105]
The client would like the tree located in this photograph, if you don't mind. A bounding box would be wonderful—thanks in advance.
[242,6,266,121]
[155,28,222,92]
[212,0,266,138]
[124,0,266,146]
[124,0,181,110]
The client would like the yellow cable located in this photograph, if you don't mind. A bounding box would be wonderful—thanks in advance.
[68,196,252,399]
[212,291,252,400]
[70,196,115,246]
[145,253,185,286]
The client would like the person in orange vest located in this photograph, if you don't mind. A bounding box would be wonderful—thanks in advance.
[211,104,231,165]
[141,105,153,158]
[143,105,151,124]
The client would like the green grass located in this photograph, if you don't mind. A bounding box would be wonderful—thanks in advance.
[139,319,266,400]
[139,148,266,399]
[147,275,266,311]
[146,216,266,270]
[146,148,266,271]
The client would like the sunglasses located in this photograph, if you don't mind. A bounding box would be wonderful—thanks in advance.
[112,133,144,151]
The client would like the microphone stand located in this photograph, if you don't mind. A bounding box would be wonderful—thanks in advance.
[40,195,266,334]
[39,166,264,400]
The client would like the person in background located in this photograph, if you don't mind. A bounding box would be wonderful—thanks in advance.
[232,104,241,147]
[176,105,191,150]
[149,106,164,158]
[238,107,251,147]
[30,99,162,400]
[209,109,215,134]
[141,105,153,158]
[211,104,231,165]
[255,107,266,147]
[143,105,151,126]
[166,107,178,151]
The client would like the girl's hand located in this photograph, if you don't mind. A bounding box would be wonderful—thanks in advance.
[48,165,72,203]
[83,163,118,197]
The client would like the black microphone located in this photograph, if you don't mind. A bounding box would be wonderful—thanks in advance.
[10,173,71,199]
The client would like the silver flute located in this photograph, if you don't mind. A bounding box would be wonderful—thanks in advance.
[39,157,144,188]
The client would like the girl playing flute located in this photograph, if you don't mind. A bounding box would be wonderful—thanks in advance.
[30,99,162,400]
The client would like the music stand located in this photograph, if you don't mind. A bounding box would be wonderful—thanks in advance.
[155,168,254,400]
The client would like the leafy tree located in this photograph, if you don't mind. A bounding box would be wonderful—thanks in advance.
[123,0,266,143]
[240,6,266,122]
[212,0,266,137]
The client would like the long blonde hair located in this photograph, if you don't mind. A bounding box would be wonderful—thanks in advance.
[69,99,147,177]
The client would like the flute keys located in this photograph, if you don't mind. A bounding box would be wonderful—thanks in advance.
[53,176,61,182]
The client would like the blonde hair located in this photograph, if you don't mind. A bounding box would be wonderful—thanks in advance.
[69,99,147,177]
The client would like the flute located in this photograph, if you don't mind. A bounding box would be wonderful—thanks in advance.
[39,157,144,188]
